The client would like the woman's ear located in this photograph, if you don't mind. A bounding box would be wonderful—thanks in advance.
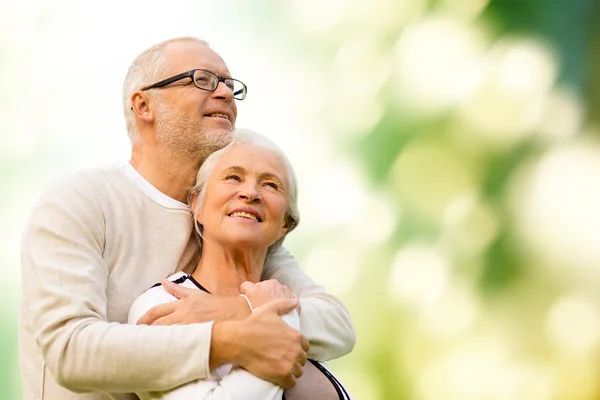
[276,216,291,240]
[190,192,204,225]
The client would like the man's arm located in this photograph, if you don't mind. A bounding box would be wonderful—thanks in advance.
[139,247,356,362]
[21,177,305,393]
[262,247,356,361]
[136,279,308,388]
[20,177,215,393]
[131,296,304,399]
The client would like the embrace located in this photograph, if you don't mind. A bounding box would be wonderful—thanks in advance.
[19,37,355,400]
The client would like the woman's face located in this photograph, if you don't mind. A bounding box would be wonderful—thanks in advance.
[195,144,290,251]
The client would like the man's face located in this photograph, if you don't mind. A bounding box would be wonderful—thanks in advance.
[153,41,238,158]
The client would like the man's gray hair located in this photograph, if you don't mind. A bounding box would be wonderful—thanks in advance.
[122,37,209,143]
[189,128,300,256]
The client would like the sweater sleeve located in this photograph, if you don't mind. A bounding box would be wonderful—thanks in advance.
[262,247,356,361]
[21,176,213,393]
[129,286,300,400]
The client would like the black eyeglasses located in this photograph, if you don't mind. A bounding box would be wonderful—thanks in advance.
[140,69,247,100]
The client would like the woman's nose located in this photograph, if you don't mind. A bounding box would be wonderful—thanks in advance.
[238,184,260,202]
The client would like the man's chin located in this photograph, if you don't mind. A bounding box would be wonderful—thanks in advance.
[204,116,234,131]
[204,128,234,146]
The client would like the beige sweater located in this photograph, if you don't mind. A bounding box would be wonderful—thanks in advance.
[19,166,355,400]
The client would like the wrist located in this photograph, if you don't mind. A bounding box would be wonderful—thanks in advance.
[233,295,252,319]
[210,320,242,368]
[239,293,254,312]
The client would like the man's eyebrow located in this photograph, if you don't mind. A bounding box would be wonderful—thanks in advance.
[208,68,232,79]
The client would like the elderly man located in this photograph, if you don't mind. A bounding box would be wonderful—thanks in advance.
[19,37,355,400]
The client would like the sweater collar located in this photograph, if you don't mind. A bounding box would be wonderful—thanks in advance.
[119,162,189,210]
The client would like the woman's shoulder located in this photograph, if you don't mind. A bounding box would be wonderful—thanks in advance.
[127,272,190,324]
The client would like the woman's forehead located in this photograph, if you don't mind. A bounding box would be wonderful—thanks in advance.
[215,145,287,178]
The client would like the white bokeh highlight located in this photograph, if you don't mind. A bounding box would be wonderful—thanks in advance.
[389,243,450,308]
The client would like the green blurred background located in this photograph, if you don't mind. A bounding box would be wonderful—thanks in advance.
[3,0,600,399]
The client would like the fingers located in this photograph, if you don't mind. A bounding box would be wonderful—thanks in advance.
[161,279,196,299]
[240,281,256,298]
[279,285,301,315]
[150,314,178,326]
[240,281,256,296]
[281,374,297,389]
[281,362,304,388]
[243,280,299,310]
[255,298,298,317]
[231,310,308,389]
[136,302,176,325]
[280,350,307,388]
[280,285,293,298]
[138,280,206,325]
[292,362,304,379]
[257,279,281,287]
[256,279,285,294]
[301,335,309,353]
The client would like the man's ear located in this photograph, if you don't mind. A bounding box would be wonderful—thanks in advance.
[130,91,154,124]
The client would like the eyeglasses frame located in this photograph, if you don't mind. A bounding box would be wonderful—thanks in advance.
[139,68,247,100]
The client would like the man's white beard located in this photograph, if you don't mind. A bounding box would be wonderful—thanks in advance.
[155,104,232,165]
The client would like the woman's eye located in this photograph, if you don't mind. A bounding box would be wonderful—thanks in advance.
[225,174,241,181]
[264,182,278,190]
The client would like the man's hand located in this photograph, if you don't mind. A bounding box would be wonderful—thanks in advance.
[136,279,251,325]
[241,279,301,314]
[211,298,309,388]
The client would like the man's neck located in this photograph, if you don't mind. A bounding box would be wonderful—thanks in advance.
[130,150,200,203]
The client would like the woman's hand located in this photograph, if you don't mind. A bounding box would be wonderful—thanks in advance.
[241,280,301,314]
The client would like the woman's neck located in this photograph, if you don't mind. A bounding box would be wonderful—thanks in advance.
[190,243,267,296]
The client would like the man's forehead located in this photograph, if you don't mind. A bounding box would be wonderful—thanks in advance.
[164,41,231,76]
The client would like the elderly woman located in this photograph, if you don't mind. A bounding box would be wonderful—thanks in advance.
[128,129,351,399]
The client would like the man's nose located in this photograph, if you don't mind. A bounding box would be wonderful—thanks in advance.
[213,80,234,101]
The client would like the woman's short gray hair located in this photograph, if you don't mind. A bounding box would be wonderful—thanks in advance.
[122,37,209,143]
[188,128,300,257]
